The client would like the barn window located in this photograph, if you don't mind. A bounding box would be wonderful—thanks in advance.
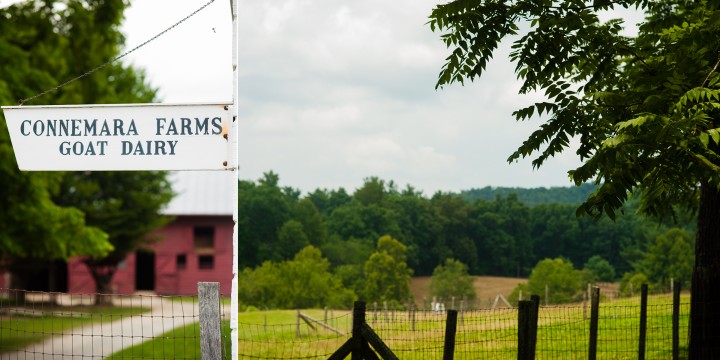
[176,254,187,270]
[198,255,214,270]
[194,226,215,254]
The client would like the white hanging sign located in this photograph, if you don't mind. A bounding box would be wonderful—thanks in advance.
[2,103,232,171]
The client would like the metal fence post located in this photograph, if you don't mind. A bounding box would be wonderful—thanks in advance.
[198,282,222,360]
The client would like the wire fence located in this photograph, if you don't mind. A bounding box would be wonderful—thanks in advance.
[0,288,231,359]
[238,286,689,359]
[0,285,690,359]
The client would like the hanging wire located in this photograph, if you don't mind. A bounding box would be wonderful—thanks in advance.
[18,0,217,106]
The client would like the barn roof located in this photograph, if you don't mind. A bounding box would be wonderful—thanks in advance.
[162,171,235,216]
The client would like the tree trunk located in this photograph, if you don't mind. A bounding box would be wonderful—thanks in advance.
[8,272,26,304]
[689,183,720,359]
[87,263,117,306]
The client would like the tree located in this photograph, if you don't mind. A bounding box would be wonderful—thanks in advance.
[429,258,477,302]
[294,198,327,246]
[275,220,310,261]
[0,0,159,292]
[54,172,173,301]
[641,228,694,288]
[431,193,478,273]
[583,255,616,282]
[619,272,650,297]
[363,235,413,304]
[238,172,293,267]
[238,246,355,309]
[516,258,582,304]
[430,1,720,356]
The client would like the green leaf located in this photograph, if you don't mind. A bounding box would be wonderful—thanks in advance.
[709,128,720,144]
[700,132,710,147]
[617,116,649,131]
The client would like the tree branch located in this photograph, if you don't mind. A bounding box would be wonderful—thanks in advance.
[701,49,720,88]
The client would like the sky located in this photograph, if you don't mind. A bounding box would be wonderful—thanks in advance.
[2,0,643,195]
[234,0,583,195]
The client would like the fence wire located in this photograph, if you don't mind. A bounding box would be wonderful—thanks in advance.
[1,288,690,359]
[0,288,230,359]
[238,310,352,359]
[238,292,689,359]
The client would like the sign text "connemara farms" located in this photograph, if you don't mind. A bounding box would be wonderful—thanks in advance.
[2,103,232,171]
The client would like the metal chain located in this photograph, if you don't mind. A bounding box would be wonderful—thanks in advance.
[18,0,217,105]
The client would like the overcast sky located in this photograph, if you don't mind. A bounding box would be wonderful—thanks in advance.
[2,0,643,195]
[233,0,583,195]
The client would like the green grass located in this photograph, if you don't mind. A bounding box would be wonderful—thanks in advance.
[0,306,149,353]
[235,294,690,359]
[106,320,231,359]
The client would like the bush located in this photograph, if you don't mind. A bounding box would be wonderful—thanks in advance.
[238,246,357,309]
[583,255,616,282]
[512,258,582,304]
[619,272,651,297]
[429,258,476,301]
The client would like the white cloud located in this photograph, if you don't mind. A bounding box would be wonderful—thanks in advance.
[121,0,633,194]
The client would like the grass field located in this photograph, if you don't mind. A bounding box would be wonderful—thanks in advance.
[0,305,149,353]
[237,293,690,359]
[410,276,527,308]
[106,320,232,359]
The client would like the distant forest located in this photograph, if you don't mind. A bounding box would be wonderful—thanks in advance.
[238,172,695,281]
[459,183,598,206]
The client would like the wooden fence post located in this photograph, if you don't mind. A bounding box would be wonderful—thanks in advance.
[673,281,681,360]
[384,301,388,323]
[443,309,458,360]
[528,295,540,359]
[352,301,365,360]
[589,287,600,360]
[639,284,648,360]
[198,282,222,360]
[518,300,536,360]
[410,304,416,331]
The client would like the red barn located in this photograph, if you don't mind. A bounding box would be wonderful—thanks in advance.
[67,171,235,296]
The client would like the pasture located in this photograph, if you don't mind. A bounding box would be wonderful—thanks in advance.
[238,293,689,359]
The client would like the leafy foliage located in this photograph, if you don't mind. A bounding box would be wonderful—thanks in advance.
[0,0,160,289]
[429,258,476,301]
[640,228,694,288]
[515,258,583,304]
[238,246,355,309]
[460,183,598,206]
[239,173,694,279]
[429,0,720,221]
[583,255,616,282]
[430,1,720,354]
[619,272,651,297]
[362,235,413,304]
